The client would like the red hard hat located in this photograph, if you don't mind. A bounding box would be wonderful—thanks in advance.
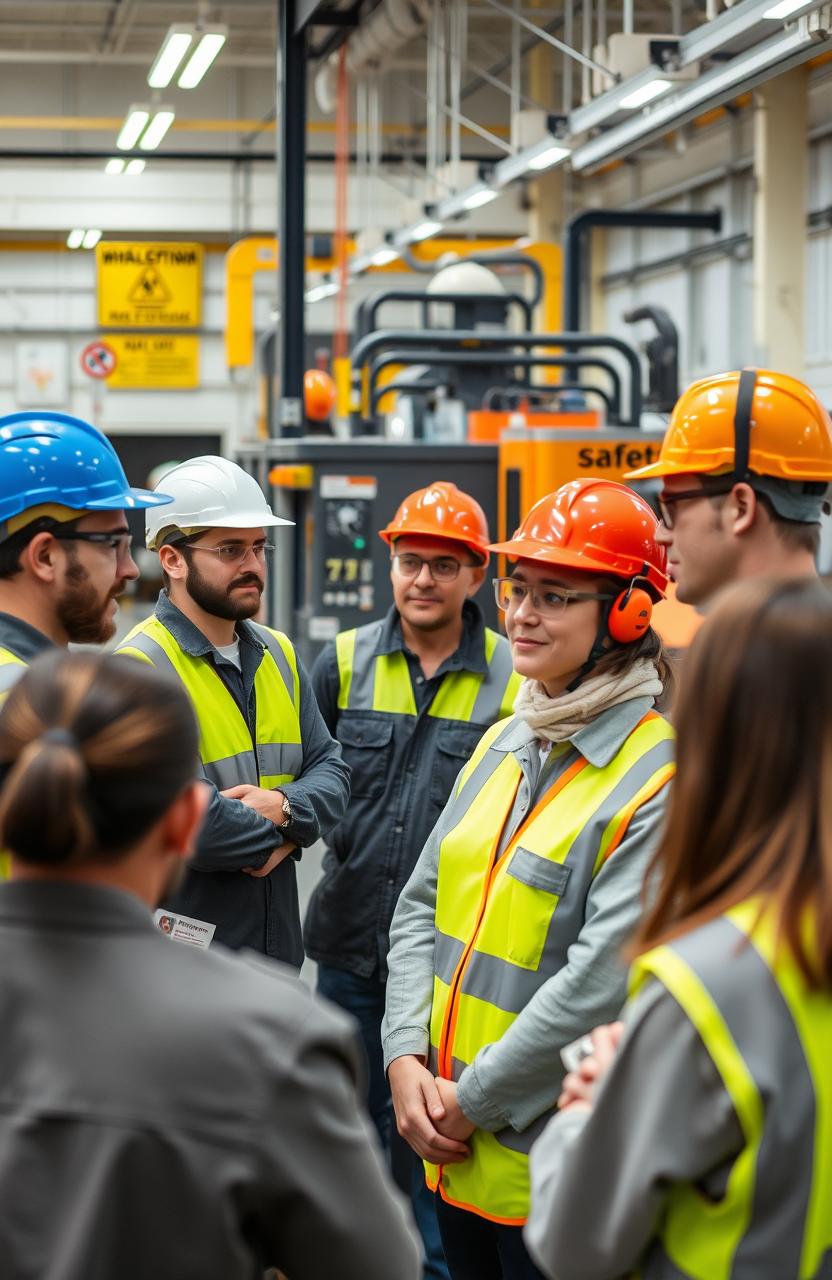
[304,369,337,422]
[489,479,668,596]
[378,481,491,564]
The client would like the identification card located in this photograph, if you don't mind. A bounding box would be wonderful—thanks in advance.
[153,909,216,948]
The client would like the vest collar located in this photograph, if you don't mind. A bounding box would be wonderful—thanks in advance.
[155,591,264,659]
[0,612,55,663]
[374,599,489,676]
[493,695,656,769]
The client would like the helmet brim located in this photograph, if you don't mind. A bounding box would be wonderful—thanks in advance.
[488,537,668,596]
[623,459,707,481]
[87,487,175,511]
[379,525,489,564]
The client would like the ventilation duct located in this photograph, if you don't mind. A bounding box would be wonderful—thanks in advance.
[315,0,431,113]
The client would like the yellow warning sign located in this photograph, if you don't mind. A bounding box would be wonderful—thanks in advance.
[105,334,200,389]
[96,242,203,328]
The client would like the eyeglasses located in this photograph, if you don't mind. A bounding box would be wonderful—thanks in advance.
[52,530,133,558]
[391,553,474,582]
[186,542,274,565]
[658,482,735,530]
[494,577,615,618]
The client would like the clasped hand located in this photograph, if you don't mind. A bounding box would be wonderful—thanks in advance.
[388,1057,475,1165]
[557,1021,624,1113]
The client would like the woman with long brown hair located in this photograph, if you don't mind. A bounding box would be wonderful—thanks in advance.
[525,576,832,1280]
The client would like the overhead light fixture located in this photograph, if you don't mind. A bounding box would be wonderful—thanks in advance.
[83,229,102,249]
[494,134,571,186]
[371,246,400,266]
[571,22,819,171]
[139,109,175,151]
[105,158,125,175]
[147,25,193,88]
[178,29,227,88]
[763,0,810,15]
[116,107,150,150]
[409,219,443,243]
[305,280,340,303]
[619,77,673,109]
[125,159,146,175]
[66,229,85,250]
[461,183,499,210]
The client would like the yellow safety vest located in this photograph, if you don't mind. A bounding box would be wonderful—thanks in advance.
[335,621,520,721]
[629,900,832,1280]
[428,709,675,1225]
[0,646,29,879]
[116,616,303,791]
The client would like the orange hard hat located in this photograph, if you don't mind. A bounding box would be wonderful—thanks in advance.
[378,481,491,563]
[304,369,337,422]
[489,479,668,597]
[625,368,832,483]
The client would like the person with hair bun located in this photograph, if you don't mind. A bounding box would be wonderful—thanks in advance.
[0,651,419,1280]
[526,578,832,1280]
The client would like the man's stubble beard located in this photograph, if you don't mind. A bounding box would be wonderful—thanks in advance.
[57,557,119,645]
[183,555,264,622]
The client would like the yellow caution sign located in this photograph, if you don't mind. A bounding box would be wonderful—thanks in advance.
[105,334,200,389]
[97,242,203,328]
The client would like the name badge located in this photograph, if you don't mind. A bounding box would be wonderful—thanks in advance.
[153,909,216,948]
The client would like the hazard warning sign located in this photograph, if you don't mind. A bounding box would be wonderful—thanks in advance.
[96,241,203,329]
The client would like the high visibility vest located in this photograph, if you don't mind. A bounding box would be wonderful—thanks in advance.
[0,646,27,703]
[428,709,675,1225]
[116,616,303,791]
[335,620,520,721]
[0,647,29,879]
[629,901,832,1280]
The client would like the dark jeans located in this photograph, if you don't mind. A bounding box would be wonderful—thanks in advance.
[435,1193,546,1280]
[316,965,450,1280]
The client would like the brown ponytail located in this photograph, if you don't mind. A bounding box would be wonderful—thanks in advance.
[0,651,199,866]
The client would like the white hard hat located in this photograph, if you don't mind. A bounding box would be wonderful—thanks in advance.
[145,455,294,550]
[427,261,505,297]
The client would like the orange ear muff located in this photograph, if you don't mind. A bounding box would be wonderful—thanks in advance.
[607,587,653,644]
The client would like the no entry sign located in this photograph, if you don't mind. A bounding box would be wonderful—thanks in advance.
[80,340,117,380]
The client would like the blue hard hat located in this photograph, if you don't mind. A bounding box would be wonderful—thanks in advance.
[0,411,172,527]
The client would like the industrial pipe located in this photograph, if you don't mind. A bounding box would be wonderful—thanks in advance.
[482,383,614,415]
[354,288,533,341]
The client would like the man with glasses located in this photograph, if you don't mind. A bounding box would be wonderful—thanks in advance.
[625,368,832,609]
[305,481,520,1280]
[0,411,170,702]
[116,456,349,968]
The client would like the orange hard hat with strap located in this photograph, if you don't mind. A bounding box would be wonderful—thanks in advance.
[489,479,668,667]
[379,481,491,563]
[625,367,832,483]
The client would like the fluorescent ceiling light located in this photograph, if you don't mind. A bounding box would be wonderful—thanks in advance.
[125,159,146,175]
[763,0,809,15]
[305,281,339,303]
[82,229,102,249]
[526,142,572,170]
[409,219,443,242]
[178,30,227,88]
[148,27,193,88]
[462,184,499,209]
[371,246,399,266]
[104,158,125,175]
[66,229,85,249]
[116,107,150,150]
[139,109,175,151]
[619,77,673,109]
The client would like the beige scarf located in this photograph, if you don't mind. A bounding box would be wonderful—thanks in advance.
[513,658,663,743]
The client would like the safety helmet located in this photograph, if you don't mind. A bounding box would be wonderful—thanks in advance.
[378,481,491,564]
[145,456,294,551]
[0,411,169,538]
[304,369,337,422]
[489,479,668,598]
[625,368,832,483]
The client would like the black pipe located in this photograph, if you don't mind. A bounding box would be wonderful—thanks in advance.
[354,290,532,342]
[275,0,307,437]
[482,383,614,415]
[368,351,623,420]
[351,328,642,424]
[462,253,545,309]
[562,208,723,339]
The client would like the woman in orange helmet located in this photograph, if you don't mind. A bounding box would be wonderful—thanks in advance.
[382,478,675,1280]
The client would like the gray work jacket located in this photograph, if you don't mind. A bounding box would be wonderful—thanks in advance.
[128,593,350,965]
[0,880,420,1280]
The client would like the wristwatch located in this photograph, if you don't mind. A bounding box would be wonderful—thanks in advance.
[278,793,293,828]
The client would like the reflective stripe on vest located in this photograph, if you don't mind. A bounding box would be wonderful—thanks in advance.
[335,619,520,723]
[0,647,27,701]
[427,710,675,1225]
[630,903,832,1280]
[116,617,303,790]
